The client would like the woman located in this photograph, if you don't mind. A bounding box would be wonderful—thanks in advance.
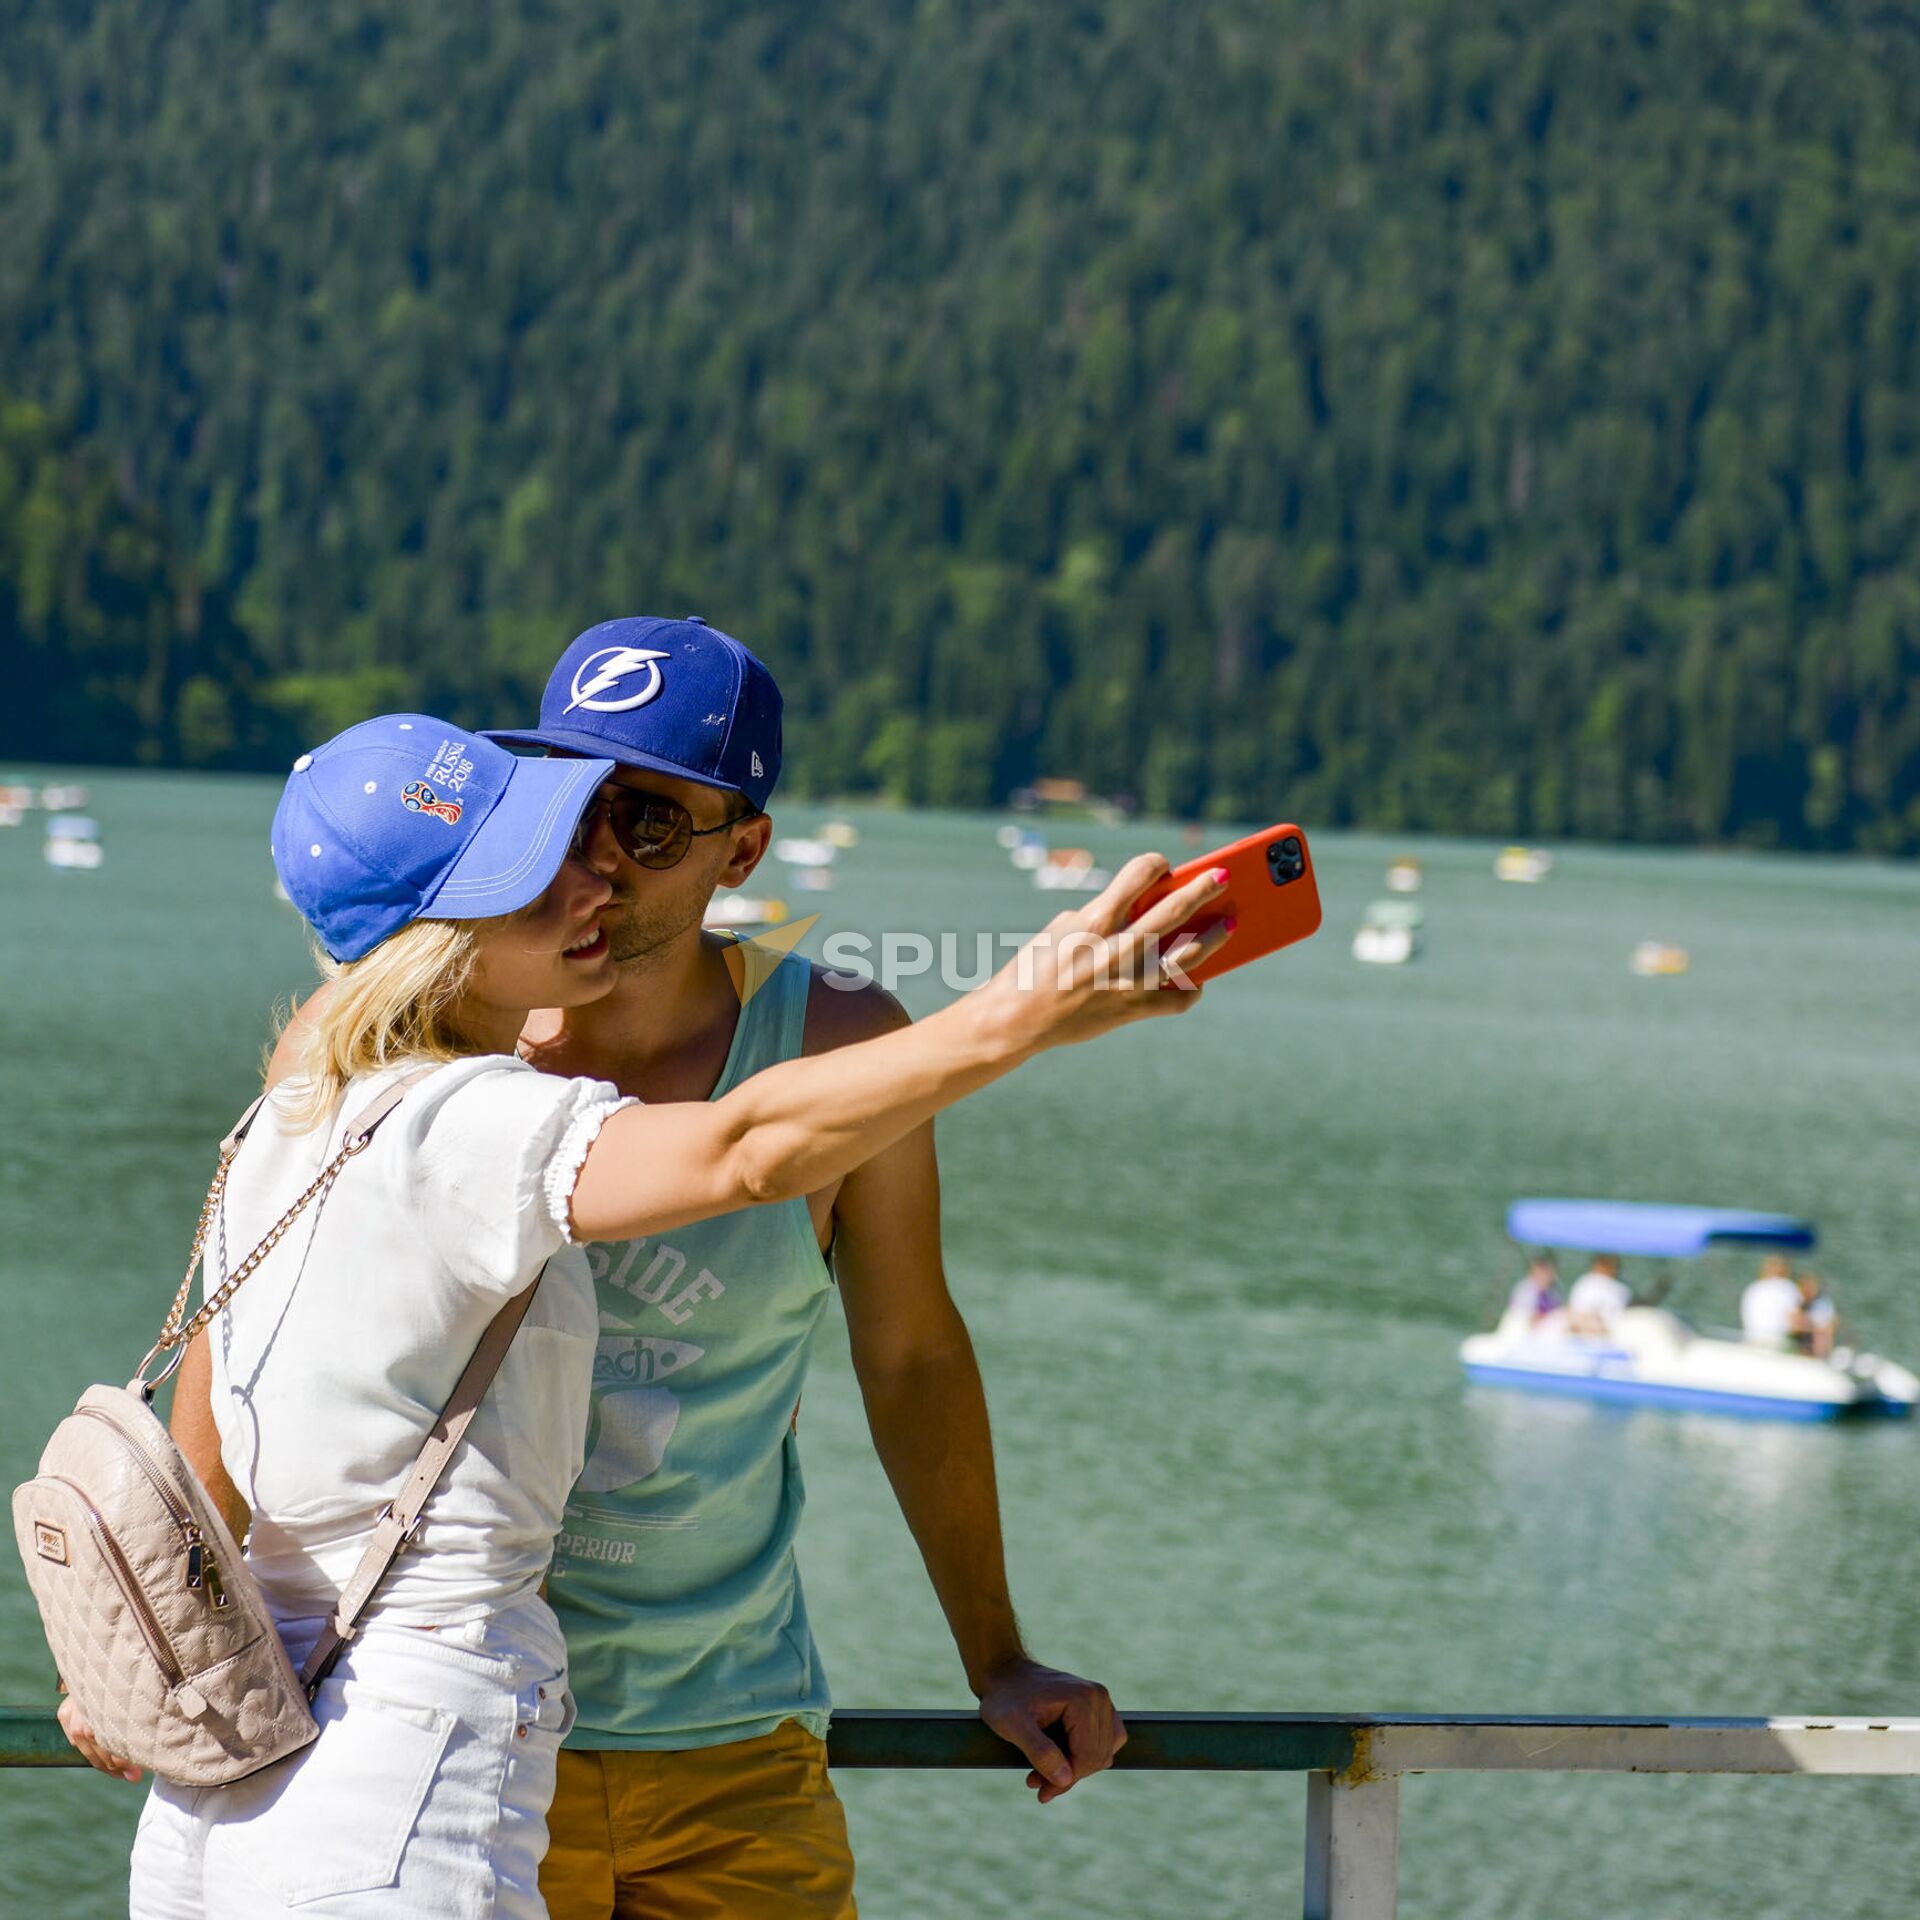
[62,713,1229,1916]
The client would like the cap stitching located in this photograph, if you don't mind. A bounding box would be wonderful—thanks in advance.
[432,760,601,898]
[712,637,746,787]
[431,763,581,898]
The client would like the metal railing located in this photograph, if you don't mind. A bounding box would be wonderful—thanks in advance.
[6,1705,1917,1918]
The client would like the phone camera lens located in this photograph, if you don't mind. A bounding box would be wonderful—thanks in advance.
[1269,837,1305,884]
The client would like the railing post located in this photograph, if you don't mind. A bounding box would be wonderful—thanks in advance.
[1303,1770,1399,1919]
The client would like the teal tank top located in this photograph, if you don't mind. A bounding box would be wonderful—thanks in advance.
[549,945,835,1749]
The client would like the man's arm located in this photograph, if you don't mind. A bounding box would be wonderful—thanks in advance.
[822,980,1126,1803]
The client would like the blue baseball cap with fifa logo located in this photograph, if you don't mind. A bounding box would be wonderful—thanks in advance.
[484,615,783,810]
[271,714,613,962]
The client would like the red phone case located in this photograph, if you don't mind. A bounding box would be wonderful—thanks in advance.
[1128,824,1322,985]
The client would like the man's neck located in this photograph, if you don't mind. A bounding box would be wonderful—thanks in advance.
[530,926,744,1103]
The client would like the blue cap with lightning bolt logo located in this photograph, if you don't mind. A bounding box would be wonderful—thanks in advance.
[485,615,783,809]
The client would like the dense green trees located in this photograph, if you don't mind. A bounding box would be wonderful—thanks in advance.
[4,1,1920,847]
[0,395,273,767]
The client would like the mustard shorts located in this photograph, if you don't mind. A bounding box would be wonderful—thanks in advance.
[541,1722,857,1920]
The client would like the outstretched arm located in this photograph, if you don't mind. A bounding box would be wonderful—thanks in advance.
[570,855,1229,1243]
[834,1098,1125,1802]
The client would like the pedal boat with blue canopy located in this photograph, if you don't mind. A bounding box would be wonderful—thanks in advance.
[1460,1200,1919,1421]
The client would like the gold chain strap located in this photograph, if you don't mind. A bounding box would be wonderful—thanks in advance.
[136,1122,375,1392]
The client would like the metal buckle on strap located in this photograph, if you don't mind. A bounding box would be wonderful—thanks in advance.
[377,1502,421,1550]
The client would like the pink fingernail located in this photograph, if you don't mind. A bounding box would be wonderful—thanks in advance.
[1224,915,1238,933]
[1211,867,1229,883]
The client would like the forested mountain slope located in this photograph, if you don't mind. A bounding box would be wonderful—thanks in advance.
[4,1,1920,846]
[0,394,262,766]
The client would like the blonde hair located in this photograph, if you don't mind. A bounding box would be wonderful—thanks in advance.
[276,919,482,1126]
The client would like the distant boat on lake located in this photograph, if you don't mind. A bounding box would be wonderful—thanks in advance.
[1463,1200,1918,1421]
[1032,847,1110,892]
[772,836,836,868]
[1353,898,1423,965]
[705,893,788,932]
[44,814,103,871]
[1495,846,1553,883]
[1630,940,1690,976]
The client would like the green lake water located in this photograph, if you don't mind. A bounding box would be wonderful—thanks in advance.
[3,770,1919,1917]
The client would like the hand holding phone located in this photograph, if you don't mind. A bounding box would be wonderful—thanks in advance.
[1127,824,1322,986]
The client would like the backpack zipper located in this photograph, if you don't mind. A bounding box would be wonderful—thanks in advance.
[74,1407,225,1606]
[47,1475,187,1688]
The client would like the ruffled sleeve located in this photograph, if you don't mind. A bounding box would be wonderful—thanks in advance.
[541,1094,636,1242]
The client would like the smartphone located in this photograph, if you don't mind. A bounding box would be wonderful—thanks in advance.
[1127,823,1322,985]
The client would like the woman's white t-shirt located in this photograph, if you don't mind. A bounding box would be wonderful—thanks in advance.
[205,1055,630,1625]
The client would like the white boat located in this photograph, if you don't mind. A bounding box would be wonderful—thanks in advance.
[1463,1200,1918,1422]
[1353,899,1422,965]
[1007,831,1048,872]
[1385,858,1423,894]
[1495,846,1553,883]
[1630,940,1690,977]
[44,815,103,871]
[704,893,788,933]
[1032,848,1109,892]
[771,837,836,868]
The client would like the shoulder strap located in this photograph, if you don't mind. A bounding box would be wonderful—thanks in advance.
[139,1065,444,1397]
[235,1061,440,1157]
[298,1265,548,1694]
[220,1092,269,1158]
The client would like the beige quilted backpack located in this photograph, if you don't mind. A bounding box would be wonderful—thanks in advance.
[11,1071,542,1788]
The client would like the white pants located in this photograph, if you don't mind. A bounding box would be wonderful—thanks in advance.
[130,1593,573,1919]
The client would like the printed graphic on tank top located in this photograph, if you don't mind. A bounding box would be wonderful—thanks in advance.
[549,944,838,1750]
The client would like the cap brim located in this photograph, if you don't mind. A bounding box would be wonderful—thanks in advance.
[417,754,614,922]
[483,726,745,798]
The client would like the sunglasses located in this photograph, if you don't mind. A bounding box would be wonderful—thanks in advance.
[573,785,761,871]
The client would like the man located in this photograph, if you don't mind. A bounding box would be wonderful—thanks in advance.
[181,614,1123,1915]
[1743,1259,1838,1358]
[1740,1255,1802,1349]
[1565,1253,1632,1337]
[487,617,1124,1916]
[1796,1271,1838,1359]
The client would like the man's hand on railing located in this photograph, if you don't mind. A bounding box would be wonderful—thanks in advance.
[57,1693,143,1783]
[975,1657,1128,1804]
